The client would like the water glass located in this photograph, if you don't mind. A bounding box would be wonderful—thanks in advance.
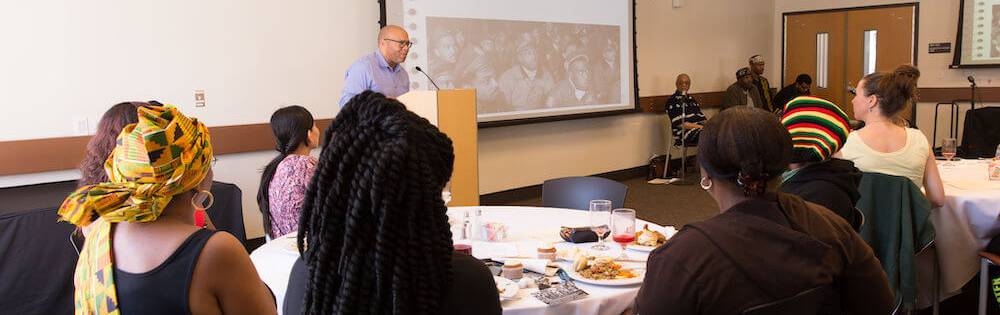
[589,200,612,250]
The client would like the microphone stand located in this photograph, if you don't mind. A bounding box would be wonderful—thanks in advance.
[675,95,692,185]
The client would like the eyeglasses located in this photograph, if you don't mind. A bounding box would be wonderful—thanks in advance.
[383,38,414,48]
[847,86,857,95]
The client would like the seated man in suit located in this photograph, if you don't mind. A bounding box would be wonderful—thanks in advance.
[721,67,763,111]
[667,73,706,148]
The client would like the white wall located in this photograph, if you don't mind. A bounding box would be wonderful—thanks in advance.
[772,0,1000,146]
[0,0,776,237]
[0,0,379,238]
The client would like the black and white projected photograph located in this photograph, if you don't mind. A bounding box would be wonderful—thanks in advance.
[424,18,621,114]
[386,0,636,124]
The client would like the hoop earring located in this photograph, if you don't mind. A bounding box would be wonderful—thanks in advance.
[191,190,215,210]
[700,177,713,190]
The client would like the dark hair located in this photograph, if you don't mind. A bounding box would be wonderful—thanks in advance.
[861,64,920,124]
[698,107,791,197]
[78,102,142,186]
[795,74,812,85]
[297,91,455,315]
[257,105,315,238]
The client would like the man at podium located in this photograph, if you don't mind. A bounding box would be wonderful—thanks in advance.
[339,25,412,107]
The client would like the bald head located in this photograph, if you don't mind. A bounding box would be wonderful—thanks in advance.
[377,25,410,68]
[676,73,691,94]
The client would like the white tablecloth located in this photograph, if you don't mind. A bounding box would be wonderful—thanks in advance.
[928,159,1000,299]
[250,206,669,315]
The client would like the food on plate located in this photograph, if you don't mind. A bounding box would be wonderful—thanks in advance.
[537,244,557,261]
[635,224,668,247]
[574,256,638,280]
[501,261,524,280]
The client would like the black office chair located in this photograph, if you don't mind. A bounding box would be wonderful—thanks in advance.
[541,176,628,210]
[741,285,833,315]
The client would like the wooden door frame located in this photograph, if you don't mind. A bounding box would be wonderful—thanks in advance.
[780,3,920,87]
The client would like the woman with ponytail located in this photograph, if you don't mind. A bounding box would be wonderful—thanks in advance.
[258,105,319,239]
[282,91,500,315]
[840,64,945,208]
[637,107,891,314]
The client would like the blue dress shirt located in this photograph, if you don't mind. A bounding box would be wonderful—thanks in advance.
[338,50,411,107]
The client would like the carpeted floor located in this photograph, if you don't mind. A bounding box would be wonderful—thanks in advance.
[491,175,720,228]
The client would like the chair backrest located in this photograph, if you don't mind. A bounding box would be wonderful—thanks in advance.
[741,285,833,315]
[960,107,1000,158]
[541,176,628,210]
[856,172,935,310]
[0,208,77,315]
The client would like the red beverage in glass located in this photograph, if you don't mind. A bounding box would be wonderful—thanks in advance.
[613,234,635,247]
[453,244,472,255]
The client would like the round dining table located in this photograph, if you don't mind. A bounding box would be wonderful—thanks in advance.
[250,206,671,315]
[923,159,1000,302]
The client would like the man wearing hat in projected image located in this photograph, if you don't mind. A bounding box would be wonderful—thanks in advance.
[778,96,863,230]
[498,32,555,111]
[749,54,777,113]
[546,54,604,107]
[721,67,762,110]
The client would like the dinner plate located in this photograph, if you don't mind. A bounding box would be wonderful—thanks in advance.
[493,276,520,300]
[625,243,659,252]
[565,268,645,286]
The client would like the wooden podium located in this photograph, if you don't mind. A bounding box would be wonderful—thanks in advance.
[398,89,479,206]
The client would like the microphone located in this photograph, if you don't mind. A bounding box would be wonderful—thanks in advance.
[849,120,865,130]
[414,66,440,90]
[968,75,976,86]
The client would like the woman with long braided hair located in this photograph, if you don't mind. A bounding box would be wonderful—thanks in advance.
[283,91,501,315]
[257,105,319,239]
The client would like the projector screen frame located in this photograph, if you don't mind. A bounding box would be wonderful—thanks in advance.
[951,0,1000,68]
[378,0,640,128]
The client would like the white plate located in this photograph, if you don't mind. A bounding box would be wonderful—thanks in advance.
[565,268,645,286]
[493,276,520,300]
[625,243,660,252]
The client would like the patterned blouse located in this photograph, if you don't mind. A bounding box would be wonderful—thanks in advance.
[267,154,317,239]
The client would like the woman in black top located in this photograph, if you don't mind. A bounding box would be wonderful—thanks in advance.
[284,91,501,315]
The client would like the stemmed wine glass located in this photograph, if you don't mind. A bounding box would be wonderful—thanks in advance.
[942,138,958,167]
[611,208,636,259]
[589,200,612,250]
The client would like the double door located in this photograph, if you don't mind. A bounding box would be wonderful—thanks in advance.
[784,4,916,118]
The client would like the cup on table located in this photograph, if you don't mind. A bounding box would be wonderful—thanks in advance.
[611,209,637,258]
[589,200,612,251]
[453,243,472,256]
[941,138,958,166]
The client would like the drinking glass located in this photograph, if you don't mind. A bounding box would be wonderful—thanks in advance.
[589,200,612,250]
[611,209,637,257]
[942,138,958,166]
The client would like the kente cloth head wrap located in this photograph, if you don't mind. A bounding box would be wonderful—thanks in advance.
[59,104,213,226]
[780,96,851,163]
[59,104,212,314]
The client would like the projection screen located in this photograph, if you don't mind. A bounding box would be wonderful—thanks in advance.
[953,0,1000,68]
[383,0,638,125]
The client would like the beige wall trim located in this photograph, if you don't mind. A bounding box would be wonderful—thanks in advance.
[3,86,997,176]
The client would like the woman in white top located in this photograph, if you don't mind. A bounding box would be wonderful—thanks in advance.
[839,65,945,208]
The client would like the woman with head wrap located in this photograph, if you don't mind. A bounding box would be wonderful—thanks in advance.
[60,105,276,315]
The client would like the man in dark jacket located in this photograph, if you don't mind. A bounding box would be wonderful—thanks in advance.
[773,73,812,114]
[779,96,862,229]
